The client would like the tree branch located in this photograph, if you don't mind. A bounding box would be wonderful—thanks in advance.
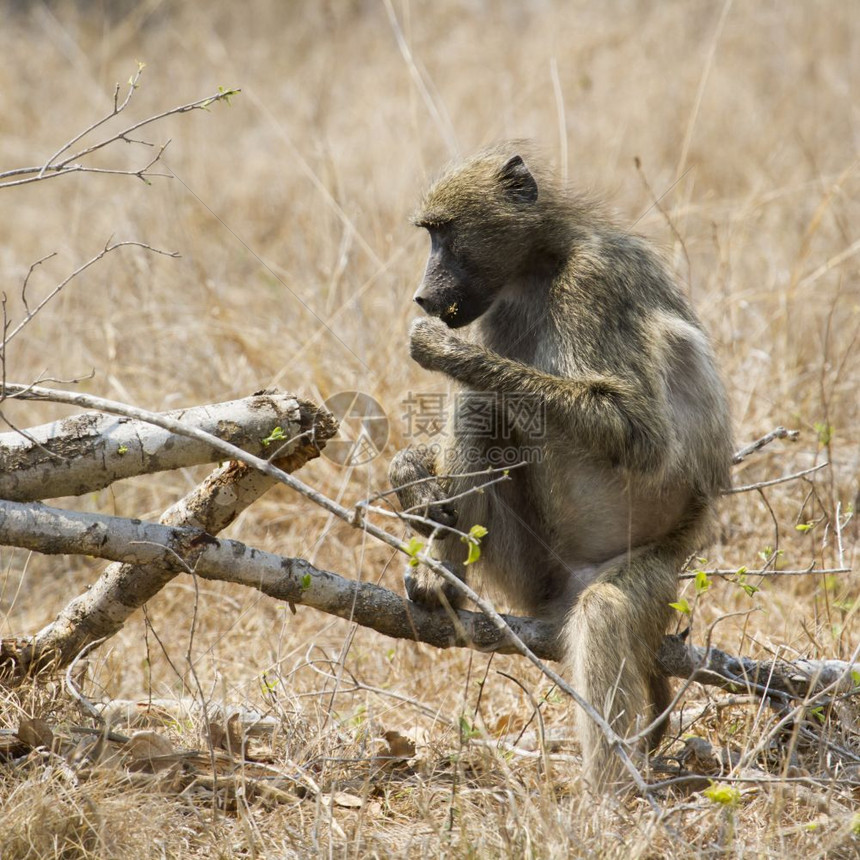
[0,500,559,672]
[0,64,239,189]
[732,426,800,465]
[0,392,328,502]
[0,389,829,790]
[5,241,179,348]
[658,632,860,700]
[3,500,856,707]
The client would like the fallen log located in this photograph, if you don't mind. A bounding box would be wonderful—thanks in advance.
[0,392,321,502]
[0,395,337,670]
[2,499,857,704]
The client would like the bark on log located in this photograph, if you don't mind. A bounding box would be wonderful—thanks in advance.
[0,392,319,502]
[5,399,337,671]
[657,633,859,699]
[0,499,559,672]
[3,500,857,704]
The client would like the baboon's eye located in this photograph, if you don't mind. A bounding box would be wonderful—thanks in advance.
[416,218,452,233]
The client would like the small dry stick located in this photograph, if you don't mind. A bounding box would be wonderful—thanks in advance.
[65,638,107,722]
[732,426,799,465]
[725,462,827,495]
[6,242,178,347]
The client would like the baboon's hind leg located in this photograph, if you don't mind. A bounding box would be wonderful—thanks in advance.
[563,550,676,790]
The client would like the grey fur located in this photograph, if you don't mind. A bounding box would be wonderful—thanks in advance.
[390,144,733,790]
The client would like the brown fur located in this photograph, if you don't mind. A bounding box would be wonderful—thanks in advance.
[390,143,732,790]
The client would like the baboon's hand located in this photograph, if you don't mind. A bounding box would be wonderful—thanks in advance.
[389,448,458,538]
[398,482,458,537]
[404,562,466,611]
[409,317,467,372]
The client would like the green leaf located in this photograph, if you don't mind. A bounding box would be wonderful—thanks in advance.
[759,546,781,562]
[404,536,424,567]
[694,570,711,595]
[795,522,813,532]
[734,566,759,597]
[217,85,240,106]
[458,715,481,741]
[300,573,311,590]
[813,421,833,446]
[850,669,860,687]
[464,541,481,566]
[704,783,742,807]
[262,426,287,447]
[461,524,488,566]
[670,597,691,615]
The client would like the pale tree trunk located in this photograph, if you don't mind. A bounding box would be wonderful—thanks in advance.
[0,392,318,502]
[2,396,337,671]
[0,499,558,665]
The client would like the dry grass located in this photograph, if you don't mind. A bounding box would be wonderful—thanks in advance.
[1,0,859,856]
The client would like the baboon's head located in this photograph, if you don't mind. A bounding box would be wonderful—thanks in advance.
[412,146,560,328]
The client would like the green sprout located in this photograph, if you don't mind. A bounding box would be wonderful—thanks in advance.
[694,569,712,595]
[404,536,425,568]
[704,783,742,807]
[735,567,760,597]
[670,596,692,616]
[262,426,287,447]
[813,421,833,446]
[462,524,488,565]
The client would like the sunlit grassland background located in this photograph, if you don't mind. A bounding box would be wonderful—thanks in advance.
[0,1,859,856]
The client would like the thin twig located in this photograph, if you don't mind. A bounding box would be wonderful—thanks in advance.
[725,462,827,495]
[497,670,551,778]
[0,66,239,189]
[732,426,799,465]
[366,462,526,506]
[39,65,145,176]
[679,566,851,580]
[65,637,107,722]
[5,242,179,347]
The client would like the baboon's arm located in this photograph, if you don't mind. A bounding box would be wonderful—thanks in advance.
[410,317,668,470]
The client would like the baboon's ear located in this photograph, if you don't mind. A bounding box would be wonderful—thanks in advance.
[497,155,538,204]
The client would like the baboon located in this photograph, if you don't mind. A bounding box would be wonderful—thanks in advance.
[389,144,732,790]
